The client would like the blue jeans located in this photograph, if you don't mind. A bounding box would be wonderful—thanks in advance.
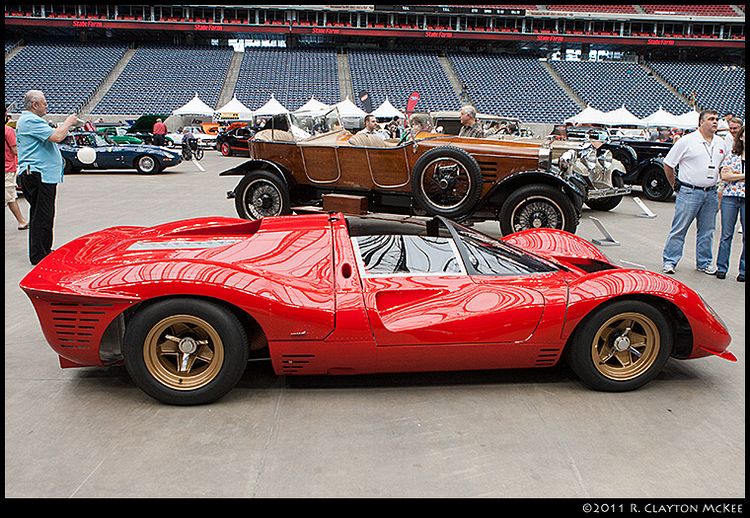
[662,186,718,268]
[716,195,745,276]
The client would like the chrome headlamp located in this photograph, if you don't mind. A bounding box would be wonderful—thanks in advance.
[580,143,597,170]
[558,149,576,174]
[598,149,613,170]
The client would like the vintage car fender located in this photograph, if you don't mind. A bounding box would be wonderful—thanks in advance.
[478,168,587,210]
[219,159,294,188]
[630,155,666,181]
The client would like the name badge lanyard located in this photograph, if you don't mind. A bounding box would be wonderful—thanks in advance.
[703,141,717,179]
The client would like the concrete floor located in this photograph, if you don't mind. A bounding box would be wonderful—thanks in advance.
[5,151,745,497]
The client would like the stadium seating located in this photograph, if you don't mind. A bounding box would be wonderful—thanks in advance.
[640,5,739,17]
[4,41,127,114]
[233,47,340,111]
[547,5,637,14]
[647,60,745,119]
[549,61,689,117]
[94,45,233,114]
[449,54,579,122]
[348,50,460,112]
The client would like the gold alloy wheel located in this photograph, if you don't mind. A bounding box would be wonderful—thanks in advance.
[143,315,225,391]
[590,312,660,381]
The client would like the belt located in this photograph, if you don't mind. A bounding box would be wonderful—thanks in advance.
[679,181,716,192]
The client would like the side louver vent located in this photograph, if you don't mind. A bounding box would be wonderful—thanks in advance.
[280,354,316,374]
[50,302,111,350]
[535,347,561,367]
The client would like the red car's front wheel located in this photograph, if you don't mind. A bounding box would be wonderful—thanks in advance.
[567,300,673,392]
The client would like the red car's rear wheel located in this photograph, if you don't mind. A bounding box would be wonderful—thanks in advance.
[123,299,248,405]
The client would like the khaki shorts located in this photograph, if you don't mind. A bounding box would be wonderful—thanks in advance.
[5,171,19,206]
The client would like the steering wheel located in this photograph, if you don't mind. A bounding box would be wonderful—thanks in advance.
[398,129,416,146]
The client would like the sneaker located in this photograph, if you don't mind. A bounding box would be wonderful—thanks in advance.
[662,264,675,274]
[738,274,745,283]
[716,271,727,279]
[697,265,718,275]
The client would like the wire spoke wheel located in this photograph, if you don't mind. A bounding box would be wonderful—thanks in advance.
[420,158,472,210]
[510,196,564,232]
[143,315,224,391]
[243,179,283,219]
[591,312,660,381]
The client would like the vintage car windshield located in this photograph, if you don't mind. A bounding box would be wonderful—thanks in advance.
[291,108,342,139]
[446,220,560,275]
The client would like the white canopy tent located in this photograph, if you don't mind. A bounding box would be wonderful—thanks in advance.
[601,106,647,127]
[172,94,215,116]
[214,96,254,122]
[641,107,682,128]
[673,109,700,129]
[294,96,331,113]
[564,105,607,125]
[253,94,289,117]
[335,97,367,129]
[371,97,405,120]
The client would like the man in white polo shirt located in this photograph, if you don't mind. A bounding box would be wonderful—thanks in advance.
[661,109,729,275]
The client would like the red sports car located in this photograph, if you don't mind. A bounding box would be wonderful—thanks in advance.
[20,213,735,405]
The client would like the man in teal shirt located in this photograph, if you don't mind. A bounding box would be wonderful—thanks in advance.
[17,90,77,264]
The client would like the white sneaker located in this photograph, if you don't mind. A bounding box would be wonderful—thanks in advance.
[697,265,718,275]
[662,264,675,274]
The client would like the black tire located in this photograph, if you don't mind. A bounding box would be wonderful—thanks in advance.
[498,183,578,235]
[566,300,672,392]
[194,147,204,161]
[63,158,73,174]
[123,299,249,405]
[585,174,625,211]
[641,166,673,202]
[234,170,291,220]
[220,142,232,157]
[411,146,483,219]
[135,154,161,175]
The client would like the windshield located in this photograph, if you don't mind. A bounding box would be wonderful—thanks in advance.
[291,107,342,138]
[445,219,559,275]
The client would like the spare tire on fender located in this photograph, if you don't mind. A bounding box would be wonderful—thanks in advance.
[410,146,483,219]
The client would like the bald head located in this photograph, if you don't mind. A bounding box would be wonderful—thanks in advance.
[24,90,47,115]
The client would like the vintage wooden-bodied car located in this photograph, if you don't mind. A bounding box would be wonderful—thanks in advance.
[20,212,735,405]
[221,109,627,236]
[60,132,182,174]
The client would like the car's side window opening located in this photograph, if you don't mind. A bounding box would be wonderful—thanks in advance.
[351,235,464,277]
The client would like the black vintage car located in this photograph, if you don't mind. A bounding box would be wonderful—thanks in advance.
[601,139,674,201]
[216,125,255,157]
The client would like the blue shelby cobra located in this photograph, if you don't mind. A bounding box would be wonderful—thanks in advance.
[60,132,182,174]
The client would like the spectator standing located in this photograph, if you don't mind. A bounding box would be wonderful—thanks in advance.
[715,126,745,282]
[5,108,28,230]
[458,105,484,139]
[152,118,167,146]
[16,90,77,265]
[661,110,727,275]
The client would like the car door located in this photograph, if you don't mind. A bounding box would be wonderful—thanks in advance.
[352,232,546,347]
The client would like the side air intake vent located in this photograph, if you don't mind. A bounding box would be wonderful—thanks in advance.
[280,354,316,374]
[535,347,561,367]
